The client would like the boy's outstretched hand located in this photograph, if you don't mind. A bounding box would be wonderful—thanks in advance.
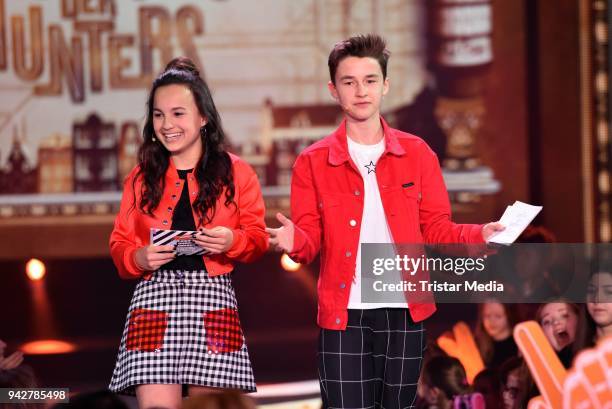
[266,212,294,253]
[482,222,505,242]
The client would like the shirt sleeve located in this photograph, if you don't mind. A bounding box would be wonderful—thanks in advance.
[109,169,147,279]
[288,153,323,264]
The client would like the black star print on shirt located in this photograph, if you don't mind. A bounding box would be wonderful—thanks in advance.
[365,161,376,174]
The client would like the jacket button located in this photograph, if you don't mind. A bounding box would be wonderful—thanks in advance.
[354,190,360,196]
[162,220,168,225]
[167,207,172,212]
[171,195,177,200]
[340,282,346,289]
[175,182,180,187]
[345,251,351,257]
[318,202,323,208]
[335,318,341,324]
[349,219,357,227]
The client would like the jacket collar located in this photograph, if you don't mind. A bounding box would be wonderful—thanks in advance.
[164,157,192,185]
[328,116,406,166]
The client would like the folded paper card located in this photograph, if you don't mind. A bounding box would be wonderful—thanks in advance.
[488,201,543,245]
[150,228,210,256]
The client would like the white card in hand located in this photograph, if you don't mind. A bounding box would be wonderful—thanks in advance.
[488,201,543,245]
[150,228,210,256]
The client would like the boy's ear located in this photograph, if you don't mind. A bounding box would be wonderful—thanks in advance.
[382,77,390,96]
[328,81,339,100]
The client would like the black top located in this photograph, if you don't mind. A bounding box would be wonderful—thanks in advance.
[163,169,206,272]
[489,335,519,368]
[557,345,574,369]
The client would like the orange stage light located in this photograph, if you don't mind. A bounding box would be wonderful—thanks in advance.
[280,254,301,272]
[26,258,46,281]
[20,339,76,355]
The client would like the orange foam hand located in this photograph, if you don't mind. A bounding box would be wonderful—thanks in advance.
[514,321,566,409]
[436,321,485,383]
[562,336,612,409]
[515,322,612,409]
[526,396,548,409]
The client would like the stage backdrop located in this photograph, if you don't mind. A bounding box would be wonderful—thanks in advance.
[0,0,504,258]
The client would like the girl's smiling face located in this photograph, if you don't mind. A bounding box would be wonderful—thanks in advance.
[153,83,206,168]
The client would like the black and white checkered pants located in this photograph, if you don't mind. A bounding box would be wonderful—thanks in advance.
[109,269,256,395]
[318,309,426,409]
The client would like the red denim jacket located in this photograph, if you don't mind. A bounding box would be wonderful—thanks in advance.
[110,153,268,280]
[289,118,484,330]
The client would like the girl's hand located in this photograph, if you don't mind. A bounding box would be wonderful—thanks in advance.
[194,227,234,254]
[0,350,23,370]
[134,244,176,271]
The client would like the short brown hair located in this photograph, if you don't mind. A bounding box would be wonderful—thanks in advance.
[328,34,390,84]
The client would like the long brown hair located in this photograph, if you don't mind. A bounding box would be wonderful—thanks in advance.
[422,355,471,404]
[474,303,519,365]
[134,56,236,224]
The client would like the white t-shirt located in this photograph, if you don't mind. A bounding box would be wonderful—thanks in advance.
[347,136,408,309]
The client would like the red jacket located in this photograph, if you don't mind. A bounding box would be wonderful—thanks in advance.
[289,118,484,330]
[110,153,268,280]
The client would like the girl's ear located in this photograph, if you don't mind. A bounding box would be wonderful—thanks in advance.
[427,386,442,404]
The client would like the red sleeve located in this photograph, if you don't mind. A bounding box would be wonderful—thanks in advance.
[109,169,147,280]
[418,144,484,244]
[288,153,322,264]
[224,159,269,262]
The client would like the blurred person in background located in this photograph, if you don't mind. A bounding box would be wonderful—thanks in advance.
[472,368,502,409]
[0,339,38,409]
[0,339,23,371]
[418,355,483,409]
[574,270,612,353]
[474,302,519,368]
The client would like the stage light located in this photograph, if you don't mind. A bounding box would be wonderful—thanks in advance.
[20,339,76,355]
[280,254,301,272]
[26,258,46,281]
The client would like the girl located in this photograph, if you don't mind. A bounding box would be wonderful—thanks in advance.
[498,357,523,409]
[419,355,484,409]
[574,270,612,353]
[108,57,267,409]
[474,302,519,368]
[536,301,579,368]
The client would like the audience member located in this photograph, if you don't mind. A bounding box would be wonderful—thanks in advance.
[474,303,519,368]
[574,270,612,354]
[472,368,502,409]
[536,302,579,368]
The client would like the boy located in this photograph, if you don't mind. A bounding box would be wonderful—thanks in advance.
[267,34,502,409]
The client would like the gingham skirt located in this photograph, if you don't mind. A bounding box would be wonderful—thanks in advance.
[109,269,256,395]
